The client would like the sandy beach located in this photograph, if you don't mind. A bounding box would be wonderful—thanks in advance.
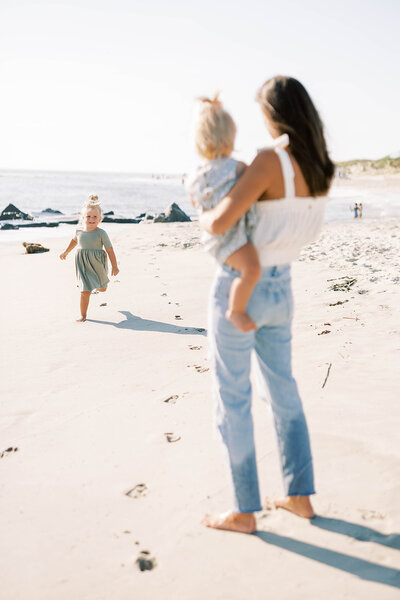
[1,213,399,598]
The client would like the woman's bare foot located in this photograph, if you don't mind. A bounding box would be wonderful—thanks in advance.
[76,316,86,322]
[202,511,256,533]
[226,310,257,332]
[265,495,315,519]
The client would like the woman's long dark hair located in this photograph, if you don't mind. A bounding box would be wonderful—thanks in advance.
[257,76,335,196]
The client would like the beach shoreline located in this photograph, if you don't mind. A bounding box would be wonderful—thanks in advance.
[1,171,399,244]
[1,218,399,599]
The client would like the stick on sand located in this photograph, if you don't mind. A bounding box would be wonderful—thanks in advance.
[322,363,332,389]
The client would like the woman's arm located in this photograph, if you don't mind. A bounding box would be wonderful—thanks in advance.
[106,246,119,276]
[59,239,77,259]
[199,152,273,235]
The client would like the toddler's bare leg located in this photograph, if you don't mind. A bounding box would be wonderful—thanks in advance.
[225,242,261,332]
[77,291,91,322]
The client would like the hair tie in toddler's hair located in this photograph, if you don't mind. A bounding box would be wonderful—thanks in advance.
[196,92,222,108]
[87,195,101,208]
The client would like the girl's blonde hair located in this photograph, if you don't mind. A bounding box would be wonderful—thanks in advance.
[79,194,103,228]
[194,93,236,160]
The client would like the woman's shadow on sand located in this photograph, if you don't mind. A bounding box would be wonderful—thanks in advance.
[255,516,400,588]
[87,311,207,336]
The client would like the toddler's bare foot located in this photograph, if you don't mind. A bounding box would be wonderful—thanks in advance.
[265,495,315,519]
[76,316,86,322]
[226,310,257,332]
[202,511,256,533]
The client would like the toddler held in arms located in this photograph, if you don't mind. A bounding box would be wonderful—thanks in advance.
[59,195,119,322]
[186,94,261,332]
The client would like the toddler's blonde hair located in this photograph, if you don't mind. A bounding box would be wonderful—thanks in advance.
[79,194,103,228]
[194,93,236,160]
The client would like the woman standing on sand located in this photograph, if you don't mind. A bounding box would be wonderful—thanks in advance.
[200,76,335,533]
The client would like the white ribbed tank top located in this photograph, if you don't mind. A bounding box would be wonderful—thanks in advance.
[253,135,327,267]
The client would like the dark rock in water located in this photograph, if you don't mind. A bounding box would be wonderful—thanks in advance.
[0,203,33,221]
[0,223,19,230]
[58,219,79,225]
[136,212,154,221]
[23,242,50,254]
[16,222,59,228]
[41,208,63,215]
[153,203,191,223]
[103,210,114,216]
[102,216,141,224]
[1,221,57,229]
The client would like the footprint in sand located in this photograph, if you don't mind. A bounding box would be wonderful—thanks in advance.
[100,303,107,307]
[188,364,209,373]
[359,509,386,521]
[257,510,272,522]
[0,447,18,459]
[161,293,167,297]
[136,550,157,571]
[164,432,181,443]
[189,345,202,350]
[175,315,183,320]
[163,395,178,404]
[125,483,148,499]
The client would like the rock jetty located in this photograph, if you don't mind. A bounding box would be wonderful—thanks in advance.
[153,203,191,223]
[0,203,33,221]
[0,202,191,229]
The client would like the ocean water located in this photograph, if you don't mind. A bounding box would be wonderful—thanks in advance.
[0,169,191,219]
[0,169,399,242]
[327,183,400,221]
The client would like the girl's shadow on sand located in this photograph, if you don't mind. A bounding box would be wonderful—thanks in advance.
[255,516,400,588]
[87,311,207,336]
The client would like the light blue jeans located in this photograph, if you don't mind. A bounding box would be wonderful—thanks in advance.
[208,264,315,513]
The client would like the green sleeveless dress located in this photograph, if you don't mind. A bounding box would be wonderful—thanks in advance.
[73,228,112,292]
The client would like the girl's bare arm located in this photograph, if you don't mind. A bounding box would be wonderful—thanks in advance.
[59,239,77,259]
[106,246,119,275]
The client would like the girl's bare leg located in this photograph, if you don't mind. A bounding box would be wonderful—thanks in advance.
[77,291,91,322]
[225,242,261,332]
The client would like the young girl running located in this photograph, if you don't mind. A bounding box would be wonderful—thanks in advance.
[186,94,261,332]
[59,195,119,321]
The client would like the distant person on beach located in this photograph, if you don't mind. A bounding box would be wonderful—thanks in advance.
[200,76,334,533]
[186,94,261,332]
[358,203,363,218]
[353,202,359,218]
[59,195,119,322]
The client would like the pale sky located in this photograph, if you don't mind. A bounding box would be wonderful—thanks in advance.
[0,0,399,173]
